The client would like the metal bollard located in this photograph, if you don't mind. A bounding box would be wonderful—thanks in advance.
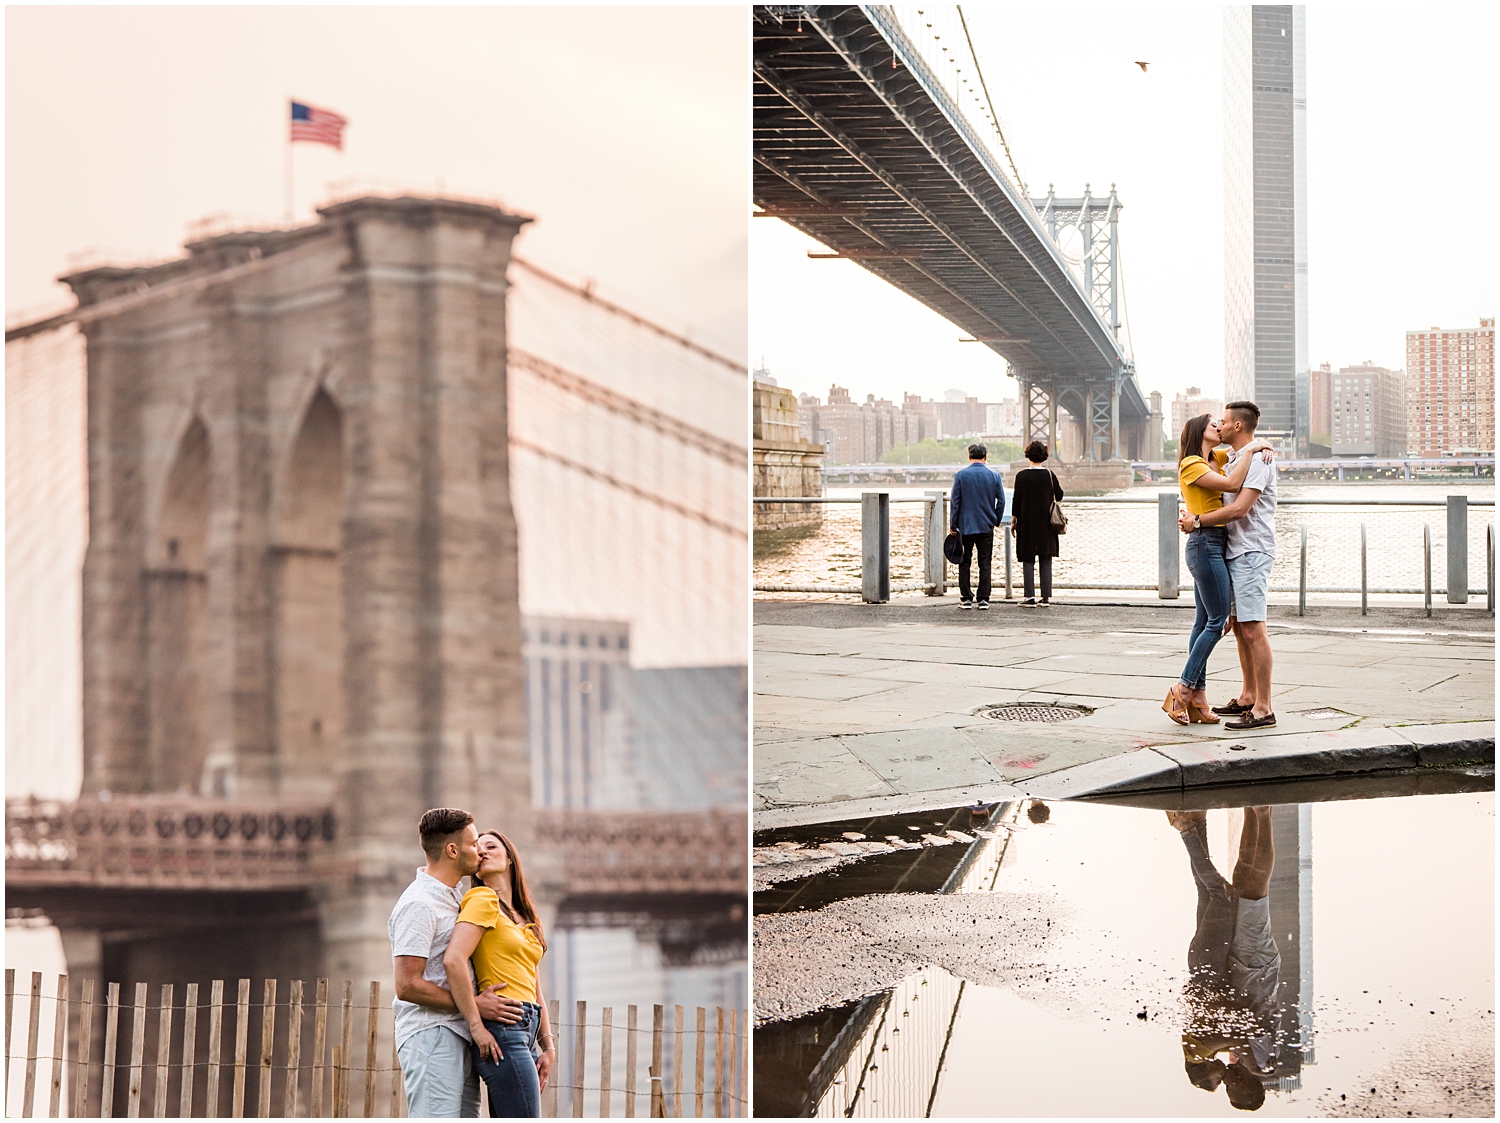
[1447,495,1468,604]
[1004,521,1013,599]
[861,491,890,603]
[1157,493,1180,599]
[1360,523,1367,616]
[1423,524,1432,617]
[1298,523,1307,616]
[1488,523,1495,616]
[923,492,946,596]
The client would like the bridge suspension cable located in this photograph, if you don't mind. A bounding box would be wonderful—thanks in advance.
[507,253,747,667]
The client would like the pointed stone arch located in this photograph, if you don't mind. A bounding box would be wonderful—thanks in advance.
[272,386,346,796]
[145,416,211,791]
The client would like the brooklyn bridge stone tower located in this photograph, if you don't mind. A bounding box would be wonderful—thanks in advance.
[69,195,534,987]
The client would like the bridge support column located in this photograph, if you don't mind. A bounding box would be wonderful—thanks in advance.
[1048,392,1058,462]
[1110,382,1121,460]
[1088,388,1113,462]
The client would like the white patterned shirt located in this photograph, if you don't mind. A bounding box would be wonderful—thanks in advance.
[388,868,472,1047]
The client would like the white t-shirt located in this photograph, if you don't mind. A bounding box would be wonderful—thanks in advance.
[1224,445,1278,560]
[388,868,473,1047]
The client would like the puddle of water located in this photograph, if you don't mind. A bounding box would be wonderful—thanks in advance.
[754,785,1494,1117]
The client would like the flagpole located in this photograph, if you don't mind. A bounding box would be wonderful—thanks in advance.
[284,98,293,224]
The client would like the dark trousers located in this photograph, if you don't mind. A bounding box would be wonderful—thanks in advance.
[1181,822,1235,987]
[1023,556,1053,600]
[959,531,994,603]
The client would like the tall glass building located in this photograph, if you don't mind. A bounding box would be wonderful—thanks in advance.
[1224,6,1307,446]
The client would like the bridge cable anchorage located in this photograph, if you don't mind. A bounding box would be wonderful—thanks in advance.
[509,438,747,540]
[510,256,746,376]
[509,350,747,466]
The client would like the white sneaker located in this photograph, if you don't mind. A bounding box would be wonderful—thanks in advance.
[977,601,990,610]
[960,599,974,609]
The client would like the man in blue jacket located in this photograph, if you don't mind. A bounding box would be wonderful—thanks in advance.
[950,443,1005,609]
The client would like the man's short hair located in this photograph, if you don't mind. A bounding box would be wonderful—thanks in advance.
[1225,400,1261,434]
[1222,1062,1266,1111]
[968,443,987,460]
[418,807,474,859]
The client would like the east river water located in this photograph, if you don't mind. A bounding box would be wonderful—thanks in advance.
[755,479,1496,602]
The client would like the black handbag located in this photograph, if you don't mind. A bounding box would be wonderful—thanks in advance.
[1047,470,1068,534]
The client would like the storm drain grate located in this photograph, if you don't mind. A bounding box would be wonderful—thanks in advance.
[975,702,1093,722]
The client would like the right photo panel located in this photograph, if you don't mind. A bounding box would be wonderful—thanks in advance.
[751,5,1495,1118]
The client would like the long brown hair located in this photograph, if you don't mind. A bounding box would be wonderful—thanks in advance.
[478,830,547,950]
[1178,414,1213,466]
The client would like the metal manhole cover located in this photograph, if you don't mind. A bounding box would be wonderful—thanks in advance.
[975,702,1093,722]
[1293,707,1351,719]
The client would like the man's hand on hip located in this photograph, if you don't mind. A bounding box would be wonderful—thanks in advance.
[476,983,524,1025]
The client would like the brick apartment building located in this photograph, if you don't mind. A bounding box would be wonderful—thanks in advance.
[1328,362,1407,458]
[1169,387,1224,443]
[1405,318,1495,456]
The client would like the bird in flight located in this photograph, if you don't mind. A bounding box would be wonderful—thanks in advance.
[1134,60,1150,72]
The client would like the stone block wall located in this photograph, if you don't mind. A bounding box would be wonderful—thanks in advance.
[753,381,824,530]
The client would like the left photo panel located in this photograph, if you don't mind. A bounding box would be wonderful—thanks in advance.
[5,7,750,1118]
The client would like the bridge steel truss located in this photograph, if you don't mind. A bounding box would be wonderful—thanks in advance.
[753,5,1150,459]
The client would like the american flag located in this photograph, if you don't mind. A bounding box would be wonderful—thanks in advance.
[290,101,347,149]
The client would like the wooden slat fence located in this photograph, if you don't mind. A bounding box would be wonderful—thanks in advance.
[3,971,747,1117]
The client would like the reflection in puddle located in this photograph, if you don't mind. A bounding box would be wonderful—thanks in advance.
[754,786,1494,1117]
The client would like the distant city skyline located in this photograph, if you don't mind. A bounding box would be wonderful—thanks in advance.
[751,5,1493,408]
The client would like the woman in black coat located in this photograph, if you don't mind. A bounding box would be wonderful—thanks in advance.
[1009,440,1064,605]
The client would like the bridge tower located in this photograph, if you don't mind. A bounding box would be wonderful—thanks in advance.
[63,195,537,992]
[1020,184,1140,466]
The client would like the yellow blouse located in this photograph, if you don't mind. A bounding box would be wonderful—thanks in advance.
[1179,449,1230,515]
[457,886,544,1004]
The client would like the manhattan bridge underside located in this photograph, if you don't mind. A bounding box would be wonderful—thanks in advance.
[754,5,1152,460]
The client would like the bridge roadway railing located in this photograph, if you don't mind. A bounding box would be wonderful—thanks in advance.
[755,493,1495,612]
[1,969,747,1118]
[4,798,747,897]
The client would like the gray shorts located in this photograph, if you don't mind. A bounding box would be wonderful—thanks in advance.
[1228,894,1281,1020]
[398,1025,480,1118]
[1227,551,1274,622]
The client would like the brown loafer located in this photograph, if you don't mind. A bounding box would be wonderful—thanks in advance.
[1224,711,1276,730]
[1211,699,1253,716]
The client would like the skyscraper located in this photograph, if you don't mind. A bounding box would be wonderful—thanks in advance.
[1225,6,1307,447]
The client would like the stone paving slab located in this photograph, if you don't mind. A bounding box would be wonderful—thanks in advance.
[754,602,1495,826]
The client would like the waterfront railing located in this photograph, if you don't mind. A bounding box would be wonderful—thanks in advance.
[2,970,746,1118]
[754,493,1496,615]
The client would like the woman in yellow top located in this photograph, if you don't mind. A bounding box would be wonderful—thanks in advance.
[445,831,555,1117]
[1165,413,1274,725]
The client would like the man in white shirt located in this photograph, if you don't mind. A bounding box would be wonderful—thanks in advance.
[389,807,524,1117]
[1178,401,1278,729]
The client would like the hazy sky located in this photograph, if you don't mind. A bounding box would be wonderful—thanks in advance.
[751,4,1496,407]
[6,5,748,358]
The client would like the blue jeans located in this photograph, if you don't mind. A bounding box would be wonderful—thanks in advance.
[1182,527,1230,690]
[473,1002,542,1118]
